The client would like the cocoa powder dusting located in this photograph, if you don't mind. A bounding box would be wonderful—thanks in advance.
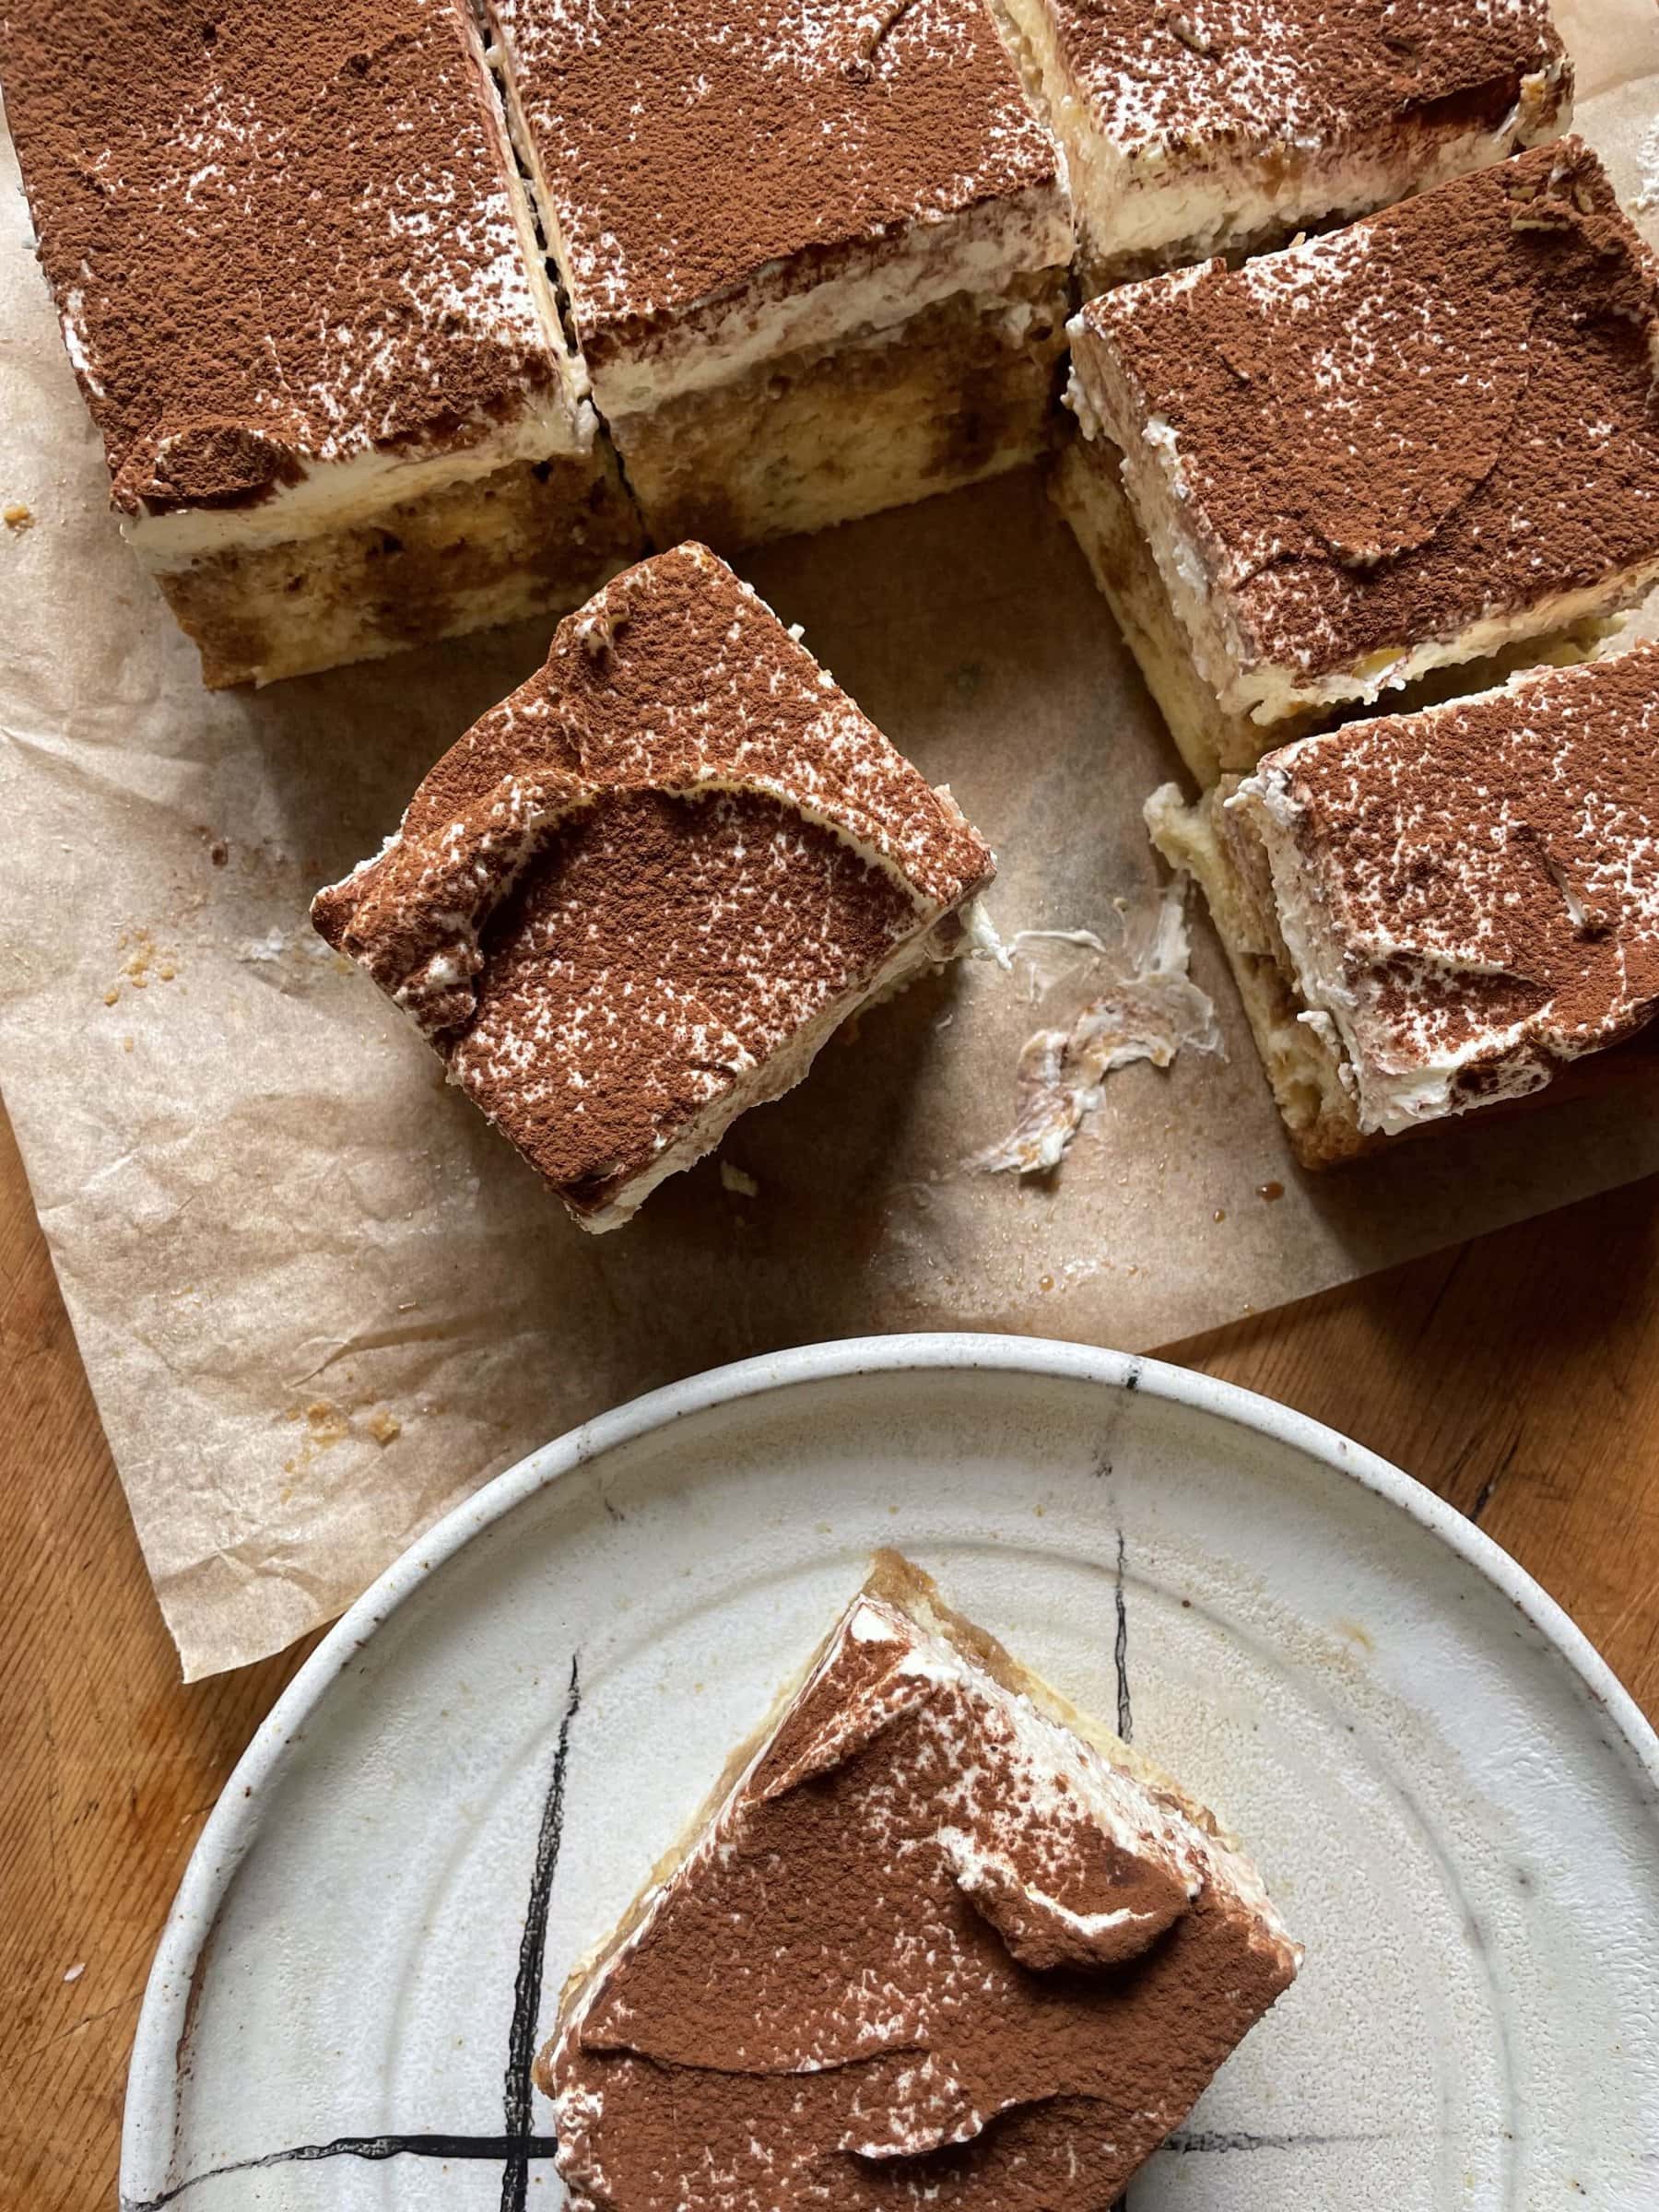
[545,1574,1297,2211]
[1263,644,1659,1101]
[1083,140,1659,676]
[2,0,568,512]
[312,544,994,1212]
[1044,0,1568,157]
[487,0,1058,357]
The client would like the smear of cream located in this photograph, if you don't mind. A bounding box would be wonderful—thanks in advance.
[974,880,1223,1176]
[1633,119,1659,214]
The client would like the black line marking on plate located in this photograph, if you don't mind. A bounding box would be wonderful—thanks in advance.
[125,1661,584,2212]
[122,2133,559,2211]
[1163,2128,1394,2153]
[500,1651,582,2212]
[1113,1528,1133,1745]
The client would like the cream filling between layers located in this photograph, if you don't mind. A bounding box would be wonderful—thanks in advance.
[125,389,599,570]
[1068,351,1659,725]
[995,0,1567,270]
[1230,762,1556,1134]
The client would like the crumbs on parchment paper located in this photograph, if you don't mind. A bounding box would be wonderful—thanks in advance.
[103,926,178,1005]
[5,503,34,532]
[281,1396,404,1483]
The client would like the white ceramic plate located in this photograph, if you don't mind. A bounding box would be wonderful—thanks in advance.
[121,1336,1659,2212]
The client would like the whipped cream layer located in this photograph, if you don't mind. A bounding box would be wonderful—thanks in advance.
[486,0,1069,412]
[312,544,994,1228]
[996,0,1569,275]
[1231,647,1659,1135]
[3,0,590,561]
[546,1554,1299,2212]
[1070,139,1659,724]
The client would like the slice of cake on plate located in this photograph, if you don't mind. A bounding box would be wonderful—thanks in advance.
[482,0,1074,550]
[1058,139,1659,790]
[541,1551,1299,2210]
[312,544,995,1230]
[1,0,641,686]
[1148,647,1659,1166]
[992,0,1570,288]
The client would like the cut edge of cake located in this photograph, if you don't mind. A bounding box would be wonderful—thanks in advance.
[1053,435,1609,789]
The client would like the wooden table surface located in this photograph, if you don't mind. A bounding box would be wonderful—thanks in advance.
[4,1101,1657,2209]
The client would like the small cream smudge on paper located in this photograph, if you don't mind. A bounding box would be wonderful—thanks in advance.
[974,880,1224,1177]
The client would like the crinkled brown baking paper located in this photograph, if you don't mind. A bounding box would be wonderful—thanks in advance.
[2,0,1656,1677]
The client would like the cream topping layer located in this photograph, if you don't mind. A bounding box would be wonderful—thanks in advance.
[126,385,597,567]
[565,185,1073,418]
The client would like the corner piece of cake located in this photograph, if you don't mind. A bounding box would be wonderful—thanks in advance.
[1059,138,1659,791]
[993,0,1570,289]
[1,0,642,687]
[1147,646,1659,1167]
[482,0,1074,551]
[540,1552,1299,2211]
[312,545,994,1230]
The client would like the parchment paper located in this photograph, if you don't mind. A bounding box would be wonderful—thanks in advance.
[3,0,1657,1680]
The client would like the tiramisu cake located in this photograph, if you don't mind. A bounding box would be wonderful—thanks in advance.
[312,545,994,1229]
[1148,647,1659,1166]
[1,0,641,686]
[482,0,1074,549]
[542,1553,1299,2211]
[1060,139,1659,789]
[993,0,1570,288]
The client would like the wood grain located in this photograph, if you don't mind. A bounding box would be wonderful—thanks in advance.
[2,1095,1656,2207]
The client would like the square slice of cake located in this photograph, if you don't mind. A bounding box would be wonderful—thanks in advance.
[541,1552,1299,2212]
[993,0,1570,288]
[482,0,1074,550]
[1,0,642,686]
[1147,646,1659,1166]
[312,544,995,1229]
[1061,139,1659,789]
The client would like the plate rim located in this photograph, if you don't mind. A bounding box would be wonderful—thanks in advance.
[119,1329,1659,2202]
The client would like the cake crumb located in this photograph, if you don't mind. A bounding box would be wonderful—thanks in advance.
[4,502,34,531]
[364,1406,403,1446]
[305,1398,350,1445]
[720,1161,759,1198]
[110,927,178,999]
